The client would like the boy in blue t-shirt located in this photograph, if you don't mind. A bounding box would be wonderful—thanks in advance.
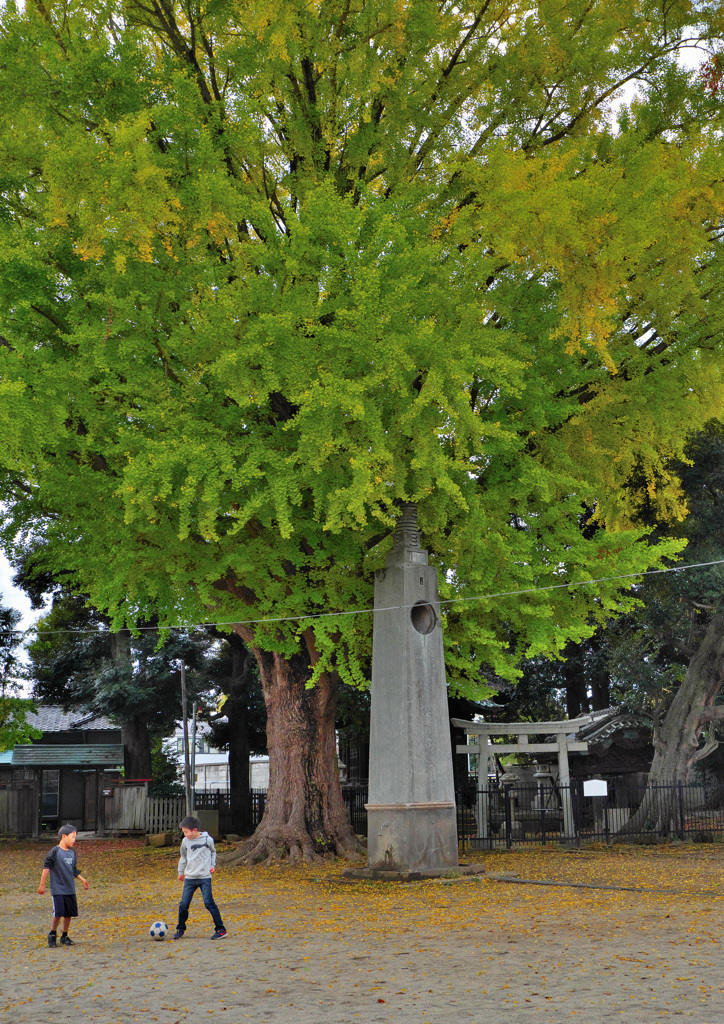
[37,824,89,947]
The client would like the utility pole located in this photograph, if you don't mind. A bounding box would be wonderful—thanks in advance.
[180,664,192,817]
[190,700,197,814]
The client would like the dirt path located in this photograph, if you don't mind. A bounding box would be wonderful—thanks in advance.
[1,840,723,1023]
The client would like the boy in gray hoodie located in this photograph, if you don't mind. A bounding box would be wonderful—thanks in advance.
[173,815,227,940]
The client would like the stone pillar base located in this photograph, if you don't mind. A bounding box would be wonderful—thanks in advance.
[343,862,486,882]
[366,802,459,872]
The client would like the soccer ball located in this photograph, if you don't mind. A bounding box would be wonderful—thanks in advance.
[149,920,168,941]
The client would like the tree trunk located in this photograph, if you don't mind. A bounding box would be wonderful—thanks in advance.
[228,716,251,834]
[565,673,590,719]
[227,640,252,835]
[590,671,610,711]
[122,714,153,779]
[621,612,724,835]
[109,629,153,780]
[225,627,361,865]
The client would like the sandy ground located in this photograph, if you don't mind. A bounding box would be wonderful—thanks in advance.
[1,839,723,1023]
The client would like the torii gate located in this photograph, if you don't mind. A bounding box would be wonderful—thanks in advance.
[451,716,592,841]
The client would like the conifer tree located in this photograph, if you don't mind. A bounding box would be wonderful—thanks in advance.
[27,595,211,778]
[0,599,39,750]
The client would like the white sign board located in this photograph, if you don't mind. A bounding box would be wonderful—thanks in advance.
[583,779,608,797]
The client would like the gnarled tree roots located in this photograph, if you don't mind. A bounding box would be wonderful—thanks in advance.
[223,826,364,867]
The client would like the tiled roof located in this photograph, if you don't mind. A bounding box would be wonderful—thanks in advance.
[11,744,125,767]
[568,745,654,777]
[25,705,118,733]
[577,707,653,745]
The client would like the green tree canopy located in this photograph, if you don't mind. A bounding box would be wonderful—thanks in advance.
[601,421,724,800]
[0,598,40,750]
[602,424,724,701]
[1,0,723,860]
[501,420,724,810]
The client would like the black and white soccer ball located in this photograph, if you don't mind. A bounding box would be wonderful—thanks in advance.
[149,920,168,941]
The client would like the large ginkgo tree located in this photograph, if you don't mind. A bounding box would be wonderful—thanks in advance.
[1,0,723,862]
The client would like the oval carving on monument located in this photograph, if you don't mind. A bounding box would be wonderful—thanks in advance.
[411,601,437,634]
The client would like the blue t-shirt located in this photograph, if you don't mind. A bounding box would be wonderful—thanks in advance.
[43,845,80,895]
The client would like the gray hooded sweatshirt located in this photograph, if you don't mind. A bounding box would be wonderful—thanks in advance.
[178,831,217,879]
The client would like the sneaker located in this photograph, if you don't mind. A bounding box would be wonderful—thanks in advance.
[172,930,185,940]
[59,935,74,946]
[211,928,228,940]
[47,932,57,948]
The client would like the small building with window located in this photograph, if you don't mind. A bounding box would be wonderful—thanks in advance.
[169,724,229,790]
[167,725,270,791]
[0,706,124,836]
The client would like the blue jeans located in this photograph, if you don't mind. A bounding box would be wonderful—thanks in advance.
[177,877,224,932]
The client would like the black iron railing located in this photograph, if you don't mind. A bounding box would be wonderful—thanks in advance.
[194,780,724,846]
[193,789,267,835]
[342,784,369,836]
[457,781,724,851]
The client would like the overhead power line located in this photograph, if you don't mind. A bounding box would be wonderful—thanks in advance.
[9,557,724,638]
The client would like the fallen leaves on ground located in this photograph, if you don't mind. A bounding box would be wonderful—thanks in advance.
[2,838,724,949]
[2,838,724,1021]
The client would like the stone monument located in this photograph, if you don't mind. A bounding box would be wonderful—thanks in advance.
[364,504,460,875]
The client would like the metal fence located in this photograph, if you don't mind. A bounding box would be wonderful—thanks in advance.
[193,786,366,838]
[193,786,367,837]
[193,789,267,835]
[183,779,724,847]
[457,781,724,851]
[342,784,369,836]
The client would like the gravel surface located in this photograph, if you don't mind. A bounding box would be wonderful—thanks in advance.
[1,840,722,1023]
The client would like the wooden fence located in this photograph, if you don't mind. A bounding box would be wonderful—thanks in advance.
[105,790,269,835]
[0,782,37,836]
[103,784,184,834]
[103,783,148,831]
[146,796,186,834]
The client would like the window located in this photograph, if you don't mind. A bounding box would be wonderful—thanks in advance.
[41,770,60,817]
[176,736,217,754]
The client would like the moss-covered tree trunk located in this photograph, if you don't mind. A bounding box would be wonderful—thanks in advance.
[225,627,360,865]
[622,612,724,835]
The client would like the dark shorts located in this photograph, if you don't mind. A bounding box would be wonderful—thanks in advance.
[52,894,78,918]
